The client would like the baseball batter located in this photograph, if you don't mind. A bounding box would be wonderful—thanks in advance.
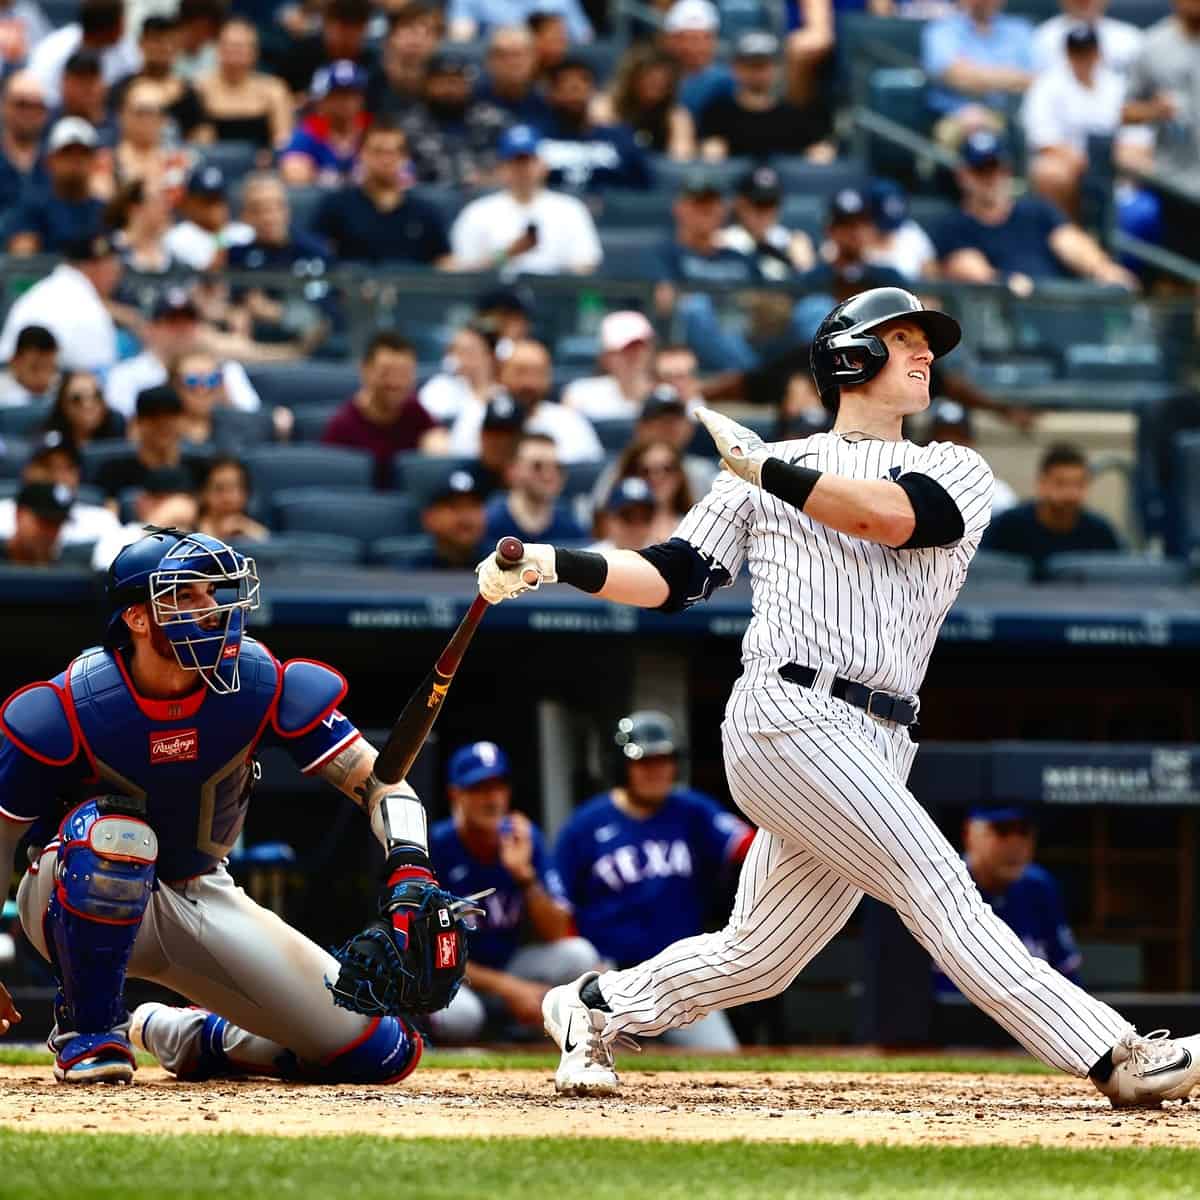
[0,528,467,1084]
[477,287,1200,1108]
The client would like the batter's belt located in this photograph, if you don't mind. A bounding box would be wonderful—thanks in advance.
[777,663,919,727]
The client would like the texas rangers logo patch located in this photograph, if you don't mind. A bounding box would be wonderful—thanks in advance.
[436,931,458,968]
[149,728,199,763]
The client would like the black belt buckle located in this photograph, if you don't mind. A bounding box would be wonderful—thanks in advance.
[865,689,894,722]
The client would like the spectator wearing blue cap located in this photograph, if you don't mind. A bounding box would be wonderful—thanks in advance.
[413,463,490,568]
[864,179,936,282]
[933,129,1137,290]
[280,60,371,187]
[399,48,509,188]
[921,0,1035,145]
[484,431,586,546]
[449,124,602,275]
[589,475,658,551]
[162,162,254,271]
[933,805,1082,997]
[312,119,453,265]
[718,165,816,281]
[429,741,598,1042]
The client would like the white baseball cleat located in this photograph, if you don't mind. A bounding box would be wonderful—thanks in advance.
[1094,1029,1200,1108]
[542,972,620,1097]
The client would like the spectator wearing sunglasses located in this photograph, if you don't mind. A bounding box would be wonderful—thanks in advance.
[43,367,124,448]
[170,349,229,446]
[483,431,585,546]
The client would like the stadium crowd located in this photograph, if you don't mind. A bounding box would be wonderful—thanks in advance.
[0,0,1193,571]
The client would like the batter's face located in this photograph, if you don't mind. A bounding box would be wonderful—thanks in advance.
[965,818,1034,890]
[625,754,677,807]
[451,777,511,837]
[861,319,934,415]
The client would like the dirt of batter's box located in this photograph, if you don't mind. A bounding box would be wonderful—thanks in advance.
[1,1066,1197,1147]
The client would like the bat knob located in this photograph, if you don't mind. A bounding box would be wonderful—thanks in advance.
[495,536,524,566]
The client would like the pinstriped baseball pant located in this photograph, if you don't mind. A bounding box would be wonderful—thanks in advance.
[598,678,1133,1076]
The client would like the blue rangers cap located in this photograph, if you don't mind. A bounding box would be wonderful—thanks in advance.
[449,741,511,787]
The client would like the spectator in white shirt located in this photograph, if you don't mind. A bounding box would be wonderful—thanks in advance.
[163,163,253,271]
[0,0,51,69]
[448,337,602,462]
[562,310,656,421]
[418,322,501,424]
[864,179,937,281]
[0,323,58,407]
[1022,24,1138,217]
[0,231,120,372]
[448,124,602,276]
[104,288,263,420]
[1031,0,1142,77]
[28,0,140,107]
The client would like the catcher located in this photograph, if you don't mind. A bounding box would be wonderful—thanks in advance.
[0,528,475,1084]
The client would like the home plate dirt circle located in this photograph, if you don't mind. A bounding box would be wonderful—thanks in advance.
[3,1066,1199,1146]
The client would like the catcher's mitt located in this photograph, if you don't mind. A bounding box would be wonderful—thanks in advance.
[327,876,488,1016]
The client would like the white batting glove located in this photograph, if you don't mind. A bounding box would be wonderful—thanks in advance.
[475,543,557,604]
[695,407,770,487]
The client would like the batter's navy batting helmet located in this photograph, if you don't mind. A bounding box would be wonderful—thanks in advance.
[809,287,961,409]
[614,711,678,761]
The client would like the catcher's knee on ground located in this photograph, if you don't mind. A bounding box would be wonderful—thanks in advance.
[507,936,599,985]
[429,985,487,1043]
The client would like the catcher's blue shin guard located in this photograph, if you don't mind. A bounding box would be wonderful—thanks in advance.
[319,1016,423,1084]
[45,798,158,1082]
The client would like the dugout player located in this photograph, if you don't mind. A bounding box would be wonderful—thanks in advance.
[0,528,455,1084]
[934,805,1081,997]
[554,711,750,1050]
[476,286,1200,1108]
[429,740,598,1041]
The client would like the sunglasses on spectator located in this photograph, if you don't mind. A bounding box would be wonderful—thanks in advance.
[525,458,561,473]
[66,388,102,404]
[129,104,163,117]
[9,97,46,110]
[183,371,222,389]
[639,461,679,477]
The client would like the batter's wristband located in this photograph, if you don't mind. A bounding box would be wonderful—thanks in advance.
[761,458,823,512]
[553,547,608,594]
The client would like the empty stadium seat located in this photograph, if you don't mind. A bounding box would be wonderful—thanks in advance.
[243,445,373,502]
[195,141,259,183]
[555,334,600,368]
[285,186,327,235]
[596,228,666,279]
[211,408,276,450]
[369,534,437,567]
[1042,552,1190,586]
[290,404,341,442]
[770,157,868,198]
[272,488,418,540]
[971,356,1059,389]
[1064,344,1167,383]
[244,362,360,410]
[591,417,635,453]
[964,550,1032,584]
[595,191,675,229]
[0,403,49,436]
[0,435,29,478]
[562,460,607,498]
[1173,431,1200,556]
[392,453,477,506]
[235,532,364,567]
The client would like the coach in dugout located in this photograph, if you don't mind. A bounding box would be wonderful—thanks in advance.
[554,711,754,1049]
[933,804,1082,997]
[429,741,599,1042]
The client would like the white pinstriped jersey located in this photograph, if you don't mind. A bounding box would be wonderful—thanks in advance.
[674,433,995,699]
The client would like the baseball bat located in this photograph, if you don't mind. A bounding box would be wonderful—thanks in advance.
[372,536,524,785]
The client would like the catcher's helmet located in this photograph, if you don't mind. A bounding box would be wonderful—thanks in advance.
[614,710,678,762]
[809,287,960,409]
[104,528,260,694]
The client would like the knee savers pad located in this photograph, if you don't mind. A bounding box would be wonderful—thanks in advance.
[319,1016,423,1085]
[56,803,158,924]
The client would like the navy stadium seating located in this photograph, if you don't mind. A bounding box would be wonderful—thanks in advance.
[1042,553,1190,586]
[963,550,1033,584]
[272,488,419,540]
[392,453,477,505]
[243,445,373,502]
[0,403,50,437]
[368,534,437,567]
[244,362,360,410]
[234,532,365,566]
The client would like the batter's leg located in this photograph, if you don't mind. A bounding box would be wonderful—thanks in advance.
[725,686,1132,1078]
[597,826,862,1040]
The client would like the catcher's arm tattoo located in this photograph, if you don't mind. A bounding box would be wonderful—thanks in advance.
[317,739,429,859]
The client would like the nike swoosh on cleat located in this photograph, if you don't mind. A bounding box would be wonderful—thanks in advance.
[563,1013,578,1053]
[1143,1048,1191,1078]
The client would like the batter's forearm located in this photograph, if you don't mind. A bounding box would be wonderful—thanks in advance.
[592,549,671,607]
[803,476,916,547]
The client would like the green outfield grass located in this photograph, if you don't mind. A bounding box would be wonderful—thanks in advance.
[0,1132,1195,1200]
[0,1045,1053,1075]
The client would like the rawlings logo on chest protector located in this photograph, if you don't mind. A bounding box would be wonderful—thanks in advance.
[149,728,199,763]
